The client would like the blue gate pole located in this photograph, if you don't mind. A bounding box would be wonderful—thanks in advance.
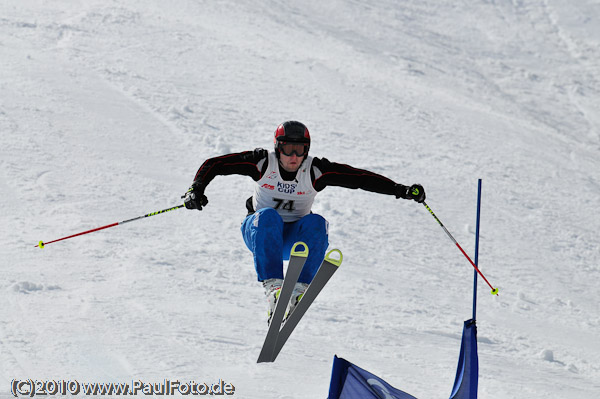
[473,179,482,321]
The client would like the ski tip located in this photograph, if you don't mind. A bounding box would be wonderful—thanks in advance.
[325,249,343,267]
[291,242,309,258]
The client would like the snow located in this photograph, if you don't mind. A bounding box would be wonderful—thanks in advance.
[1,0,599,397]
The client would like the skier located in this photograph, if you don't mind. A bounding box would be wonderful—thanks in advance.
[183,121,425,323]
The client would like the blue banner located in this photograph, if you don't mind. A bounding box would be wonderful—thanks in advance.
[449,319,478,399]
[328,356,418,399]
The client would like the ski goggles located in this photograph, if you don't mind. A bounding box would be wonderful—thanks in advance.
[277,142,309,157]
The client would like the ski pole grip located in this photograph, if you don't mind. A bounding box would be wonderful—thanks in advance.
[325,249,343,267]
[291,242,309,258]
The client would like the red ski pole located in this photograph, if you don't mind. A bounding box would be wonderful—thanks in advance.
[422,201,499,296]
[36,204,184,248]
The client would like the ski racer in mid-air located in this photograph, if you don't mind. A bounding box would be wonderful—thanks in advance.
[183,121,426,323]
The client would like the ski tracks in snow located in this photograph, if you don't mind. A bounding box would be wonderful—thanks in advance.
[2,1,600,397]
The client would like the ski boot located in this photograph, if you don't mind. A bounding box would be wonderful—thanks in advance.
[262,278,283,325]
[285,282,309,321]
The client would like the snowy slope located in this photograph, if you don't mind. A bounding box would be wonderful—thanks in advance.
[1,0,599,397]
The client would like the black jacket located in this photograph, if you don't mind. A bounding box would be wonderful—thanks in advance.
[192,149,405,214]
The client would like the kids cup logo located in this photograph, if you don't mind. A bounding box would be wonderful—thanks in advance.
[277,182,297,194]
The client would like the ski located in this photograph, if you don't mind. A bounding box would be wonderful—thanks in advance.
[270,248,343,362]
[257,242,308,363]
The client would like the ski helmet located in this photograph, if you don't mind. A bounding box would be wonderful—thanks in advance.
[274,121,311,158]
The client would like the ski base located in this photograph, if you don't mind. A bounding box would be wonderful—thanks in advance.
[257,242,308,363]
[257,248,342,363]
[271,249,342,361]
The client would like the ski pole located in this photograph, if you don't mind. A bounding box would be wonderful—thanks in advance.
[36,204,184,248]
[422,201,499,296]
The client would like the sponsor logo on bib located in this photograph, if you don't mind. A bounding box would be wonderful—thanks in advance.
[277,182,297,194]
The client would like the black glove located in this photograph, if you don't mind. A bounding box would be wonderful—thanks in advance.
[395,183,426,203]
[182,183,208,210]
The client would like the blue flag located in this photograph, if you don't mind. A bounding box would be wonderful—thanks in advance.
[328,355,418,399]
[449,319,479,399]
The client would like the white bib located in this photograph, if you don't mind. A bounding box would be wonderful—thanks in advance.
[253,152,317,222]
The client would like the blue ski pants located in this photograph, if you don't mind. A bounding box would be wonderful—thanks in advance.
[241,208,329,284]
